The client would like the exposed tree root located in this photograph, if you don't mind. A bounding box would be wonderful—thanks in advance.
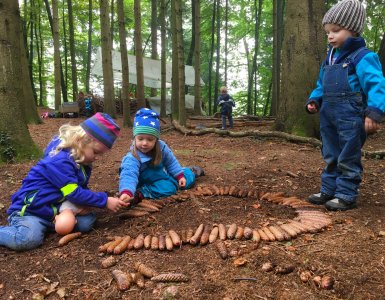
[172,120,385,159]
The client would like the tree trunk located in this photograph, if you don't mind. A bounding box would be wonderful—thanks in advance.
[150,0,158,97]
[224,0,229,86]
[271,0,285,116]
[160,0,167,117]
[175,0,186,125]
[43,0,68,103]
[52,0,62,110]
[36,0,45,107]
[67,0,78,100]
[100,0,116,116]
[213,0,220,114]
[276,0,325,137]
[247,0,263,115]
[134,0,146,108]
[27,0,38,104]
[0,0,40,162]
[20,18,40,124]
[379,32,385,75]
[186,0,195,67]
[62,5,68,97]
[171,0,179,117]
[85,0,93,93]
[207,0,216,115]
[193,0,202,115]
[117,0,132,127]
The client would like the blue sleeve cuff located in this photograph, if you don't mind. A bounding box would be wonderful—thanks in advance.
[365,106,384,123]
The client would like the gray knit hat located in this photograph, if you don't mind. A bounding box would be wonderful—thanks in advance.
[322,0,366,34]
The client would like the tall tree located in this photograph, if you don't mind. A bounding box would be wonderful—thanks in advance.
[160,0,167,117]
[171,0,179,116]
[43,0,68,103]
[276,0,325,137]
[207,0,217,115]
[224,0,229,86]
[134,0,146,108]
[85,0,93,93]
[193,0,202,115]
[52,0,62,110]
[100,0,116,116]
[175,0,186,125]
[271,0,285,116]
[213,0,220,114]
[117,0,132,127]
[0,0,40,162]
[186,0,195,67]
[379,32,385,75]
[246,0,263,115]
[150,0,158,97]
[67,0,78,100]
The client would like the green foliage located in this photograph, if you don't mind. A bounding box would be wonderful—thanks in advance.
[0,132,16,162]
[0,132,41,164]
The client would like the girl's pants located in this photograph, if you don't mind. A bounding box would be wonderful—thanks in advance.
[0,211,95,251]
[138,167,196,199]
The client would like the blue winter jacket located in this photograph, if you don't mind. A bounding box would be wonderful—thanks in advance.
[217,94,235,116]
[7,137,108,221]
[306,37,385,122]
[119,140,184,195]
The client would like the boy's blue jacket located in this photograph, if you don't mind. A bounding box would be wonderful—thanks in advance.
[217,94,235,115]
[7,138,108,221]
[306,37,385,122]
[119,140,184,195]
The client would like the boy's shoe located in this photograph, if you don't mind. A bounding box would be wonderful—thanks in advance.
[191,166,205,177]
[308,192,334,205]
[325,198,357,211]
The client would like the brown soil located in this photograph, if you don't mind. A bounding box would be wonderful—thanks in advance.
[0,116,384,300]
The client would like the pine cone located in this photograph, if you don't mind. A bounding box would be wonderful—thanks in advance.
[151,273,190,282]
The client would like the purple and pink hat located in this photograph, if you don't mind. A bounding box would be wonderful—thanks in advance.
[80,113,120,149]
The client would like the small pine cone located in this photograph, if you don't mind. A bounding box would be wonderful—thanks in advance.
[215,240,228,259]
[101,256,117,269]
[131,272,145,288]
[112,270,132,291]
[134,262,158,278]
[151,273,190,282]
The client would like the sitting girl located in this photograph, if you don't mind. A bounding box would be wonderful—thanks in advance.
[119,108,204,204]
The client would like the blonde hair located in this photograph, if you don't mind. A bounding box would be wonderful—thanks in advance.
[220,86,228,93]
[132,139,162,166]
[51,124,94,164]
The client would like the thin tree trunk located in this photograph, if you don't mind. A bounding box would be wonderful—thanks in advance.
[85,0,93,93]
[193,0,202,115]
[100,0,116,116]
[134,0,145,108]
[28,0,37,103]
[52,0,62,110]
[208,0,217,115]
[68,0,78,100]
[43,0,68,103]
[224,0,228,86]
[62,5,68,96]
[213,0,220,113]
[150,0,158,97]
[117,0,132,127]
[175,0,186,125]
[160,0,167,117]
[171,0,179,117]
[379,32,385,75]
[186,0,195,66]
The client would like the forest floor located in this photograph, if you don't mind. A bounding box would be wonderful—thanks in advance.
[0,113,384,300]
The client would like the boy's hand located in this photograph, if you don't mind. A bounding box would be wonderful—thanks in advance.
[178,177,186,188]
[365,117,379,134]
[307,102,318,113]
[106,197,129,212]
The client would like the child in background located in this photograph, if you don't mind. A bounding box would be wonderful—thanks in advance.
[217,86,235,130]
[305,0,385,211]
[84,93,94,117]
[0,113,128,250]
[119,108,204,204]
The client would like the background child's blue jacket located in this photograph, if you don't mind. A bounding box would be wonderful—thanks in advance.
[306,37,385,122]
[119,140,184,195]
[7,138,107,221]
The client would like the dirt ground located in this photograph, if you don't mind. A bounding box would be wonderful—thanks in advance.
[0,114,384,300]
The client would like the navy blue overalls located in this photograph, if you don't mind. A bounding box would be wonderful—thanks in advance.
[319,47,367,204]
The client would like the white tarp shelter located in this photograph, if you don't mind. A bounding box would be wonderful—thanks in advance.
[91,47,204,88]
[147,95,205,115]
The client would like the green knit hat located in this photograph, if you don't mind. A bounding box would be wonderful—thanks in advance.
[133,108,160,138]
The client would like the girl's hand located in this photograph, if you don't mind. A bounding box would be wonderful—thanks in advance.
[307,102,318,113]
[365,117,379,134]
[178,177,186,188]
[106,197,129,212]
